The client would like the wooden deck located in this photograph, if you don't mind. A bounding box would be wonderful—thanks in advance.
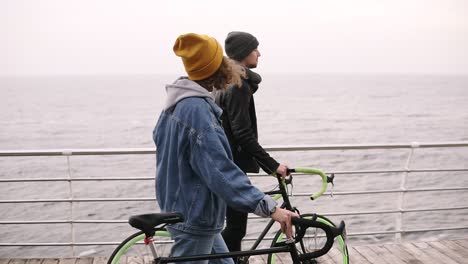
[1,239,467,264]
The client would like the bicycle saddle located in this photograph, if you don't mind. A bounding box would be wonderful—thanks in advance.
[129,213,184,237]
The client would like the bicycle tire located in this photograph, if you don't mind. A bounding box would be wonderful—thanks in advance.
[267,214,349,264]
[108,228,173,264]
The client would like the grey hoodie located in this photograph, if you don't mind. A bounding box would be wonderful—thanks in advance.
[164,77,213,111]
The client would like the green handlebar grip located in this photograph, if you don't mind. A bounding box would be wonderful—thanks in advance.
[294,167,328,200]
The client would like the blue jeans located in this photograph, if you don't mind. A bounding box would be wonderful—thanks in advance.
[167,227,235,264]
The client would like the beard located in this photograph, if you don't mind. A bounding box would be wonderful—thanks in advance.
[246,62,258,69]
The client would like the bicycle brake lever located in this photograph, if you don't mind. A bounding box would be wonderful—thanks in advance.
[327,173,335,184]
[289,180,294,196]
[284,174,293,185]
[328,173,335,198]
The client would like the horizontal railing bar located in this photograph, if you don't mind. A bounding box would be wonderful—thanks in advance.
[0,220,129,224]
[3,206,467,225]
[265,142,468,151]
[0,167,448,180]
[0,198,156,203]
[346,226,468,237]
[321,206,468,216]
[247,205,468,220]
[0,148,156,157]
[403,226,468,233]
[328,168,468,175]
[0,240,174,247]
[0,177,154,182]
[3,168,467,183]
[272,188,468,197]
[292,187,468,196]
[0,242,123,246]
[2,226,467,247]
[1,141,467,157]
[2,186,467,204]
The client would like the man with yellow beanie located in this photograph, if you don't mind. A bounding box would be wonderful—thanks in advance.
[153,33,298,263]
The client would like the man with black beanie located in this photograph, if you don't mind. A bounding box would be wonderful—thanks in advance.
[214,31,289,262]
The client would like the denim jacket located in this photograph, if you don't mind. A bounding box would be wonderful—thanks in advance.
[153,77,276,235]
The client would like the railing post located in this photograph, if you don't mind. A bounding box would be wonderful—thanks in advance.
[395,142,418,243]
[65,154,76,256]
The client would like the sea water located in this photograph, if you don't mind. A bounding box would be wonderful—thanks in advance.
[1,74,467,257]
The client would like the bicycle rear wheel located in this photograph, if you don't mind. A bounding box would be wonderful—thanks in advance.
[267,214,349,264]
[108,228,173,264]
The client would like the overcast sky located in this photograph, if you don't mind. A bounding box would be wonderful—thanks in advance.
[2,0,467,75]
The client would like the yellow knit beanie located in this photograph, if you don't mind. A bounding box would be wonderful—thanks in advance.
[173,33,224,81]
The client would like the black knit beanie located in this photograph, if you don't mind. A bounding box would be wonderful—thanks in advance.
[225,31,259,62]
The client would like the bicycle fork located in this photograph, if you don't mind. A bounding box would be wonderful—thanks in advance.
[286,239,302,264]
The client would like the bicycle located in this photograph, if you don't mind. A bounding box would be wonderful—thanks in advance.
[107,167,349,264]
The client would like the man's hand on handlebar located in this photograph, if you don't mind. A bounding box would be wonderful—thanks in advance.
[276,164,289,179]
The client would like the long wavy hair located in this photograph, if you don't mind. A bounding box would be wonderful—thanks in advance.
[196,56,245,92]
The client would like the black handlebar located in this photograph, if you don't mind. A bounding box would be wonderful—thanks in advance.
[273,215,346,260]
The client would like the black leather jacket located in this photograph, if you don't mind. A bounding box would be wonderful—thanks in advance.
[214,69,279,174]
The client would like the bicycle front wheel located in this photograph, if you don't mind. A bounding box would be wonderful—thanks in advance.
[268,214,349,264]
[108,228,173,264]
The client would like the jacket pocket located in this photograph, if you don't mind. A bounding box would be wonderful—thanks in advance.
[187,185,218,228]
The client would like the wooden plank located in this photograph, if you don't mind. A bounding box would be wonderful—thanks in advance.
[368,244,406,264]
[454,239,468,250]
[444,240,468,259]
[413,242,459,264]
[256,254,268,264]
[4,239,468,264]
[316,252,334,264]
[57,258,76,264]
[91,257,107,264]
[276,254,287,264]
[25,259,43,264]
[394,242,437,264]
[125,256,143,264]
[347,247,370,264]
[354,245,388,264]
[383,243,424,264]
[247,256,261,264]
[42,259,58,264]
[75,258,92,264]
[8,259,26,264]
[428,241,468,264]
[142,256,153,264]
[323,247,347,264]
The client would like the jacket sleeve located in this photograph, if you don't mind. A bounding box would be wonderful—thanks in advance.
[225,85,279,174]
[189,122,267,213]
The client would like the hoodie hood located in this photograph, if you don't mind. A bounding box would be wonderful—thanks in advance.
[164,77,213,110]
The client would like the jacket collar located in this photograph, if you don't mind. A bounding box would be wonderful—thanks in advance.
[244,68,262,94]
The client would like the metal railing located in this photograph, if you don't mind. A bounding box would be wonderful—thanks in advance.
[1,141,468,256]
